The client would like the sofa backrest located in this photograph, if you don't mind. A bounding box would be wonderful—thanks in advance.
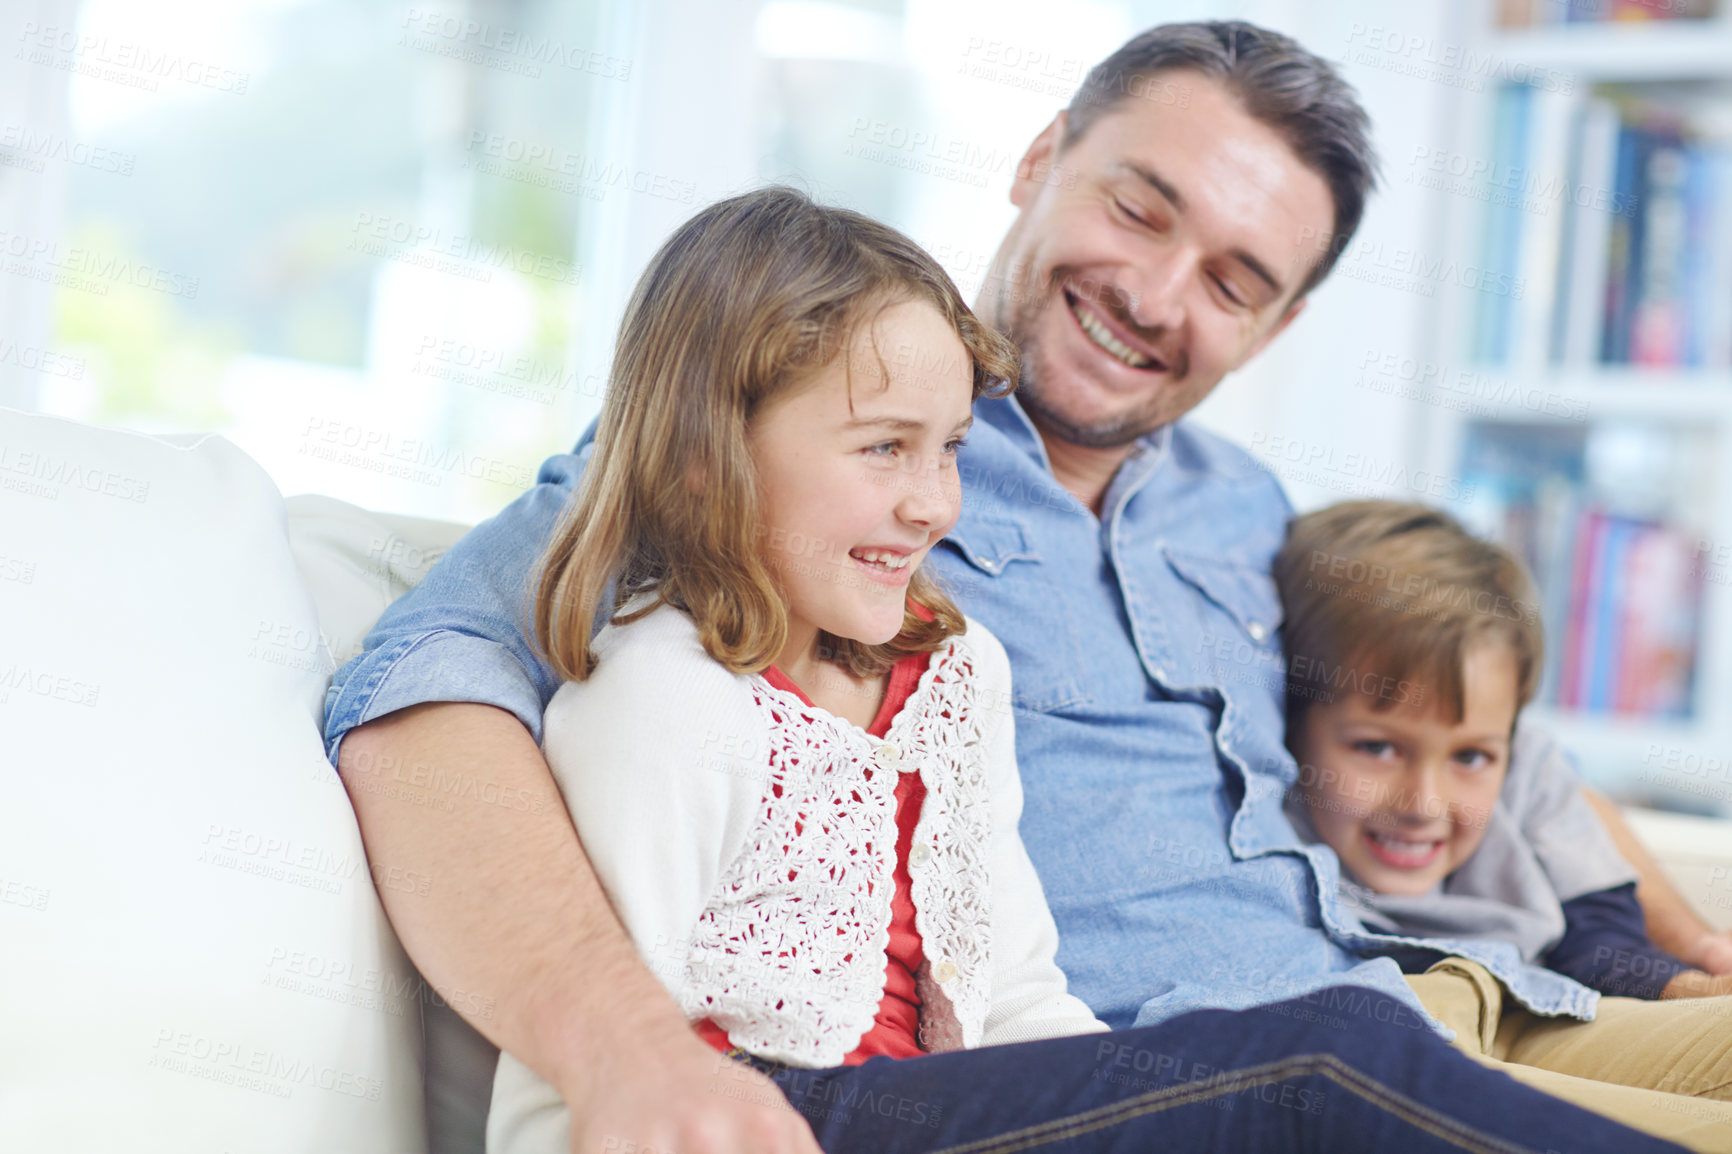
[0,407,425,1152]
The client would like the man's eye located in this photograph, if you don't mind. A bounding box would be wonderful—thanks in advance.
[1114,198,1151,227]
[1210,273,1247,308]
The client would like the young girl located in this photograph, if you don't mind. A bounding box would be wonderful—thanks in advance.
[484,189,1684,1154]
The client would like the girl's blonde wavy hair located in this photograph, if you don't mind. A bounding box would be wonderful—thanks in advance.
[533,186,1017,682]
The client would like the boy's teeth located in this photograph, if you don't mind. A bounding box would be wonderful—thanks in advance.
[1071,299,1153,368]
[1369,830,1440,851]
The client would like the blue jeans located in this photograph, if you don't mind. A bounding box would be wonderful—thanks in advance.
[728,990,1686,1152]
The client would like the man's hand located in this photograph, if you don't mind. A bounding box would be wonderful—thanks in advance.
[560,1027,821,1154]
[1682,929,1732,977]
[339,702,825,1154]
[1660,968,1732,999]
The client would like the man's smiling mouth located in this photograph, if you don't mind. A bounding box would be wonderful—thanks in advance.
[1066,290,1163,372]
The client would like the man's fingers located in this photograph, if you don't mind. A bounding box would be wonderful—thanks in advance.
[1693,931,1732,976]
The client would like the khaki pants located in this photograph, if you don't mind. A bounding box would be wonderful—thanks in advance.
[1407,958,1732,1153]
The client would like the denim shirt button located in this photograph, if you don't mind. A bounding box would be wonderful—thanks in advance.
[1246,620,1268,642]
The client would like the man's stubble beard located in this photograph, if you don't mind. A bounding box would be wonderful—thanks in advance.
[998,265,1194,451]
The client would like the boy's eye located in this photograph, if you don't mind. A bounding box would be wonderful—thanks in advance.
[1454,750,1494,770]
[1352,740,1396,759]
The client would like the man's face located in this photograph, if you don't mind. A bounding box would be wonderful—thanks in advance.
[983,71,1336,448]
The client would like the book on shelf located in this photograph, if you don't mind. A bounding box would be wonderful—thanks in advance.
[1497,0,1718,28]
[1470,79,1732,371]
[1460,424,1701,719]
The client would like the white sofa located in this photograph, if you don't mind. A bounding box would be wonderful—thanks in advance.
[2,406,1728,1152]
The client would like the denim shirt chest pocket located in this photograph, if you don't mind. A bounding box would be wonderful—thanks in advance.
[1162,547,1285,701]
[939,514,1091,713]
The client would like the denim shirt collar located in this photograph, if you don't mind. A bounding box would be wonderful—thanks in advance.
[975,392,1173,527]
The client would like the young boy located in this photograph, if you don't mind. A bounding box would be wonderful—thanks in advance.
[1271,500,1724,1002]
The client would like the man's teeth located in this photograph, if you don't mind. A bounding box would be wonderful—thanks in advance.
[1071,299,1153,368]
[851,549,911,570]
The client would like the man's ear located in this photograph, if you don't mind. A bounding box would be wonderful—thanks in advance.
[1011,112,1067,210]
[1241,297,1307,366]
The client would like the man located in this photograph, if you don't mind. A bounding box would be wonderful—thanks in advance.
[327,20,1730,1153]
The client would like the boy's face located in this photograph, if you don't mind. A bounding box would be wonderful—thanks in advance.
[1291,641,1519,896]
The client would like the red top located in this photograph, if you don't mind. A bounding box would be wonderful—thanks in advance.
[694,643,933,1064]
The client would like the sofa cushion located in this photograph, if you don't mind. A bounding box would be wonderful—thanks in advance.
[283,493,496,1154]
[0,408,424,1152]
[283,493,471,668]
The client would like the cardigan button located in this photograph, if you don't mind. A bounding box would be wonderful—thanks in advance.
[875,743,901,767]
[933,959,957,983]
[909,842,932,867]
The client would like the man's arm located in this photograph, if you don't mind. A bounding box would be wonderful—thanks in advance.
[340,702,819,1154]
[1581,786,1732,976]
[325,440,817,1152]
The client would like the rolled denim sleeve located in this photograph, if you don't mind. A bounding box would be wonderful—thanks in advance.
[321,437,595,765]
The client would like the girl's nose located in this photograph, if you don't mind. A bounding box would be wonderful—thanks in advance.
[897,459,958,528]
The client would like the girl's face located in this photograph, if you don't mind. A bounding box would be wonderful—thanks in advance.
[748,298,975,663]
[1290,640,1518,896]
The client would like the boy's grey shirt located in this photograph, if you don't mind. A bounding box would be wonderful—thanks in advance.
[325,392,1608,1031]
[1286,719,1640,966]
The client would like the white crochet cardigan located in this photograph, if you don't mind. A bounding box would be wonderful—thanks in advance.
[488,602,1105,1153]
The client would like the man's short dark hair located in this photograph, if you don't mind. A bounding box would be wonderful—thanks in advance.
[1064,20,1379,299]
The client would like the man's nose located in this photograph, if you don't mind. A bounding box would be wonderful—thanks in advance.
[1122,250,1190,333]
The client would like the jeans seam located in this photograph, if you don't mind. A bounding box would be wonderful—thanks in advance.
[928,1053,1545,1154]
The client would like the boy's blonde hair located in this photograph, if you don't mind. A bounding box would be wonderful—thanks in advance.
[534,186,1017,682]
[1271,500,1544,727]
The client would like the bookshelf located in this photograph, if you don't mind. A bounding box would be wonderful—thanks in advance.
[1420,0,1732,813]
[1486,19,1732,81]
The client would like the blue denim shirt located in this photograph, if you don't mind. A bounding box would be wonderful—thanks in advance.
[324,393,1599,1035]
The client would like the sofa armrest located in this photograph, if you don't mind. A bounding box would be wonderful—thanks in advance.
[1620,807,1732,932]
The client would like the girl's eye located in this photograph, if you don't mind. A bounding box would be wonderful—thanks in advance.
[943,435,969,455]
[864,441,899,457]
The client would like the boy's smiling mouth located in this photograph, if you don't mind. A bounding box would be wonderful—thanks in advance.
[1362,827,1446,871]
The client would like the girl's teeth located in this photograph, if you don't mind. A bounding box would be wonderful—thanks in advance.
[851,549,910,570]
[1071,299,1153,368]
